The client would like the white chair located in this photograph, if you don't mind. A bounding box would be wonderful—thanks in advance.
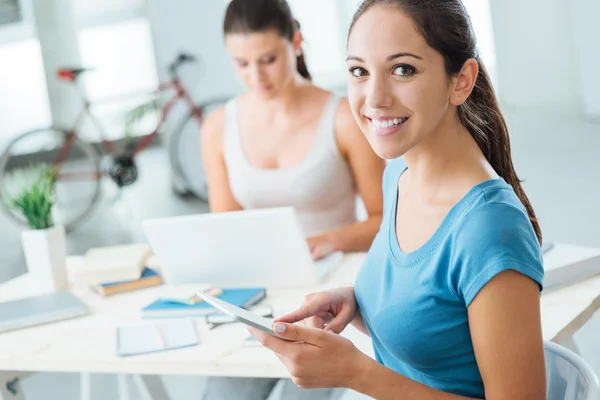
[333,340,600,400]
[545,340,600,400]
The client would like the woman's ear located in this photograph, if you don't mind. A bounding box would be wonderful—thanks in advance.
[450,58,479,106]
[292,30,303,57]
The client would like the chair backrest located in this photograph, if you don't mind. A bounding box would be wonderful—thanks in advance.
[545,340,600,400]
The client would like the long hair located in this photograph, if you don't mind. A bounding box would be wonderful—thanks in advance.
[350,0,542,244]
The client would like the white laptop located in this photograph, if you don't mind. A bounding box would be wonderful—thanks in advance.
[141,207,343,287]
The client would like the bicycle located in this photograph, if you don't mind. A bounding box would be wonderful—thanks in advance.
[0,52,229,232]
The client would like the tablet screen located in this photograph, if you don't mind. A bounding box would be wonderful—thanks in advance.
[196,291,284,338]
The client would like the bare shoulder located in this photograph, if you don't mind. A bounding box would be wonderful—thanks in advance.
[333,98,366,154]
[302,84,331,98]
[334,98,357,132]
[297,84,334,107]
[201,103,227,148]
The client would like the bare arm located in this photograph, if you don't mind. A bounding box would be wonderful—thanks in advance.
[201,107,243,213]
[351,270,546,399]
[468,270,546,399]
[318,99,385,253]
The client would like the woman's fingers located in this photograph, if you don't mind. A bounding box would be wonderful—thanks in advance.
[275,305,316,324]
[323,307,355,334]
[275,293,333,323]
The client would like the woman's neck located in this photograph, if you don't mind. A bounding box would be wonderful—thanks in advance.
[401,111,495,194]
[252,74,310,115]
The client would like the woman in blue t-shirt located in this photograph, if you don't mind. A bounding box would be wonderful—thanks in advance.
[249,0,546,399]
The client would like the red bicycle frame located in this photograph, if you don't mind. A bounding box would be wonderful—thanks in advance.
[54,58,205,181]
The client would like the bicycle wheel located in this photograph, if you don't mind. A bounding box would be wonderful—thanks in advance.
[168,97,230,201]
[0,127,102,232]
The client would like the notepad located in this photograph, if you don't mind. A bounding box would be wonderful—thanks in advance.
[116,319,198,357]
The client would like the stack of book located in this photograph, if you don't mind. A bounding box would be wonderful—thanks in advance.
[73,243,163,296]
[92,267,163,296]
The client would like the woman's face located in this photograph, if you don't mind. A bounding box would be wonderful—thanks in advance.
[346,6,454,160]
[225,29,299,98]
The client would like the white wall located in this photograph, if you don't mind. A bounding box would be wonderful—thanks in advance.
[0,0,158,143]
[572,0,600,118]
[146,0,242,105]
[490,0,578,115]
[31,0,82,128]
[288,0,346,88]
[0,38,51,140]
[490,0,600,118]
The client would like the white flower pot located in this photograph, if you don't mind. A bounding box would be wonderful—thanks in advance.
[21,225,68,293]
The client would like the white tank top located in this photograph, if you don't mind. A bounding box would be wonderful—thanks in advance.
[223,93,357,237]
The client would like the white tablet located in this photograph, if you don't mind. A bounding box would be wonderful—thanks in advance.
[196,291,296,341]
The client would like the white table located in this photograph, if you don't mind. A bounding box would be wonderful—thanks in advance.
[0,246,599,399]
[0,254,370,399]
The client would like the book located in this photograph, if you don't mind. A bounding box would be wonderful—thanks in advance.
[116,319,198,357]
[141,287,267,318]
[91,268,163,296]
[74,243,152,285]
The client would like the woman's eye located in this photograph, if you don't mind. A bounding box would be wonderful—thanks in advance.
[261,56,276,64]
[349,67,368,77]
[393,65,415,77]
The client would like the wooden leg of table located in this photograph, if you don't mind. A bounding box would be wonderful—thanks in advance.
[80,372,92,400]
[0,371,30,400]
[131,375,170,400]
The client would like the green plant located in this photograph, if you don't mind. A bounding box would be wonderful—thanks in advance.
[123,97,161,139]
[5,164,57,230]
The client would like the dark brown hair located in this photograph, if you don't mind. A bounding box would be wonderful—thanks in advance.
[350,0,542,244]
[224,0,311,80]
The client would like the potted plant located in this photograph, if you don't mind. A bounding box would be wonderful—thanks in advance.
[5,164,68,293]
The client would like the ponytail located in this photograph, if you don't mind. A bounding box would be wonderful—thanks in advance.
[458,58,542,244]
[293,19,311,80]
[296,53,311,80]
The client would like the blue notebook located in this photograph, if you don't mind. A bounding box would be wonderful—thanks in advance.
[141,287,266,318]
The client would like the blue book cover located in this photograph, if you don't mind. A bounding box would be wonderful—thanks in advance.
[141,287,266,318]
[92,268,163,296]
[100,268,159,287]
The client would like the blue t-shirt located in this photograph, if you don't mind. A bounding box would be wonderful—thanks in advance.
[354,158,544,399]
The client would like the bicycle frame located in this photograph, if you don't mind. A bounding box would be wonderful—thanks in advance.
[55,75,205,181]
[0,53,209,231]
[130,77,204,157]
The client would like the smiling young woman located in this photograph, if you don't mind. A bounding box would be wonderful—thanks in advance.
[251,1,547,399]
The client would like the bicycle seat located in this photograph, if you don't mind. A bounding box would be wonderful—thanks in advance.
[56,67,93,82]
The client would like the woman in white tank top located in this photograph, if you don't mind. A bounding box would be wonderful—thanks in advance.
[202,1,385,262]
[199,1,384,399]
